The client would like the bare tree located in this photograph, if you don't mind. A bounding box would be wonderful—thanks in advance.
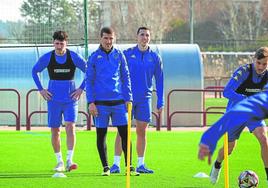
[89,0,186,43]
[127,0,185,43]
[217,0,263,47]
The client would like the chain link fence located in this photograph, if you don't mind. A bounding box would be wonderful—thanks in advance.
[1,0,268,51]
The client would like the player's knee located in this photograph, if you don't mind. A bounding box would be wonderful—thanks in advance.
[51,128,61,138]
[65,123,75,133]
[228,148,234,155]
[258,134,268,146]
[136,129,146,137]
[228,145,235,155]
[136,125,146,135]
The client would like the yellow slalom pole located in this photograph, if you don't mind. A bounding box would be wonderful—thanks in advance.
[224,133,229,188]
[126,102,132,188]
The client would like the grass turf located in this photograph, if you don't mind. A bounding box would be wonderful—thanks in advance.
[205,98,228,126]
[0,130,266,188]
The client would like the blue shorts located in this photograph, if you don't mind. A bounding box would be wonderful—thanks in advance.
[47,100,78,128]
[94,104,128,128]
[228,119,266,142]
[132,98,152,123]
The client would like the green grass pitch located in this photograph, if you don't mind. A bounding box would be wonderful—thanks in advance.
[0,130,266,188]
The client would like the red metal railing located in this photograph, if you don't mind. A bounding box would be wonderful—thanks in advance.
[168,111,224,130]
[204,76,231,98]
[26,89,91,131]
[0,88,21,130]
[204,106,226,127]
[151,89,162,131]
[204,76,217,87]
[204,86,225,98]
[167,88,225,130]
[152,111,161,131]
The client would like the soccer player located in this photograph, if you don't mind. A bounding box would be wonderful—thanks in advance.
[32,31,86,172]
[209,47,268,184]
[85,27,138,176]
[110,27,164,174]
[198,91,268,182]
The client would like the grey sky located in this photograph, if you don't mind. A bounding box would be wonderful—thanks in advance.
[0,0,23,21]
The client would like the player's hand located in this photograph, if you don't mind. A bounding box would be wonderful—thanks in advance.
[39,89,52,101]
[156,107,163,114]
[71,88,83,100]
[88,103,98,117]
[198,143,211,165]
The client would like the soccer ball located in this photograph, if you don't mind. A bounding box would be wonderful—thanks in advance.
[238,170,259,188]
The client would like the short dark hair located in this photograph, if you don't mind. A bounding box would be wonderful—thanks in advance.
[255,47,268,60]
[53,31,68,41]
[137,26,150,35]
[100,27,114,37]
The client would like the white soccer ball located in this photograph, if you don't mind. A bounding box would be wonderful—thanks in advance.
[238,170,259,188]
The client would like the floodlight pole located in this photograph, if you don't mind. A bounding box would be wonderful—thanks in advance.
[189,0,194,44]
[84,0,89,59]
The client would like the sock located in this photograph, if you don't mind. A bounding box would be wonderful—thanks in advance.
[55,152,63,163]
[138,157,144,167]
[114,155,121,166]
[103,166,110,172]
[265,168,268,180]
[67,150,74,163]
[214,160,222,169]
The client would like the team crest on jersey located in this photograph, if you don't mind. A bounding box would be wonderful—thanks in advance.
[237,70,242,75]
[147,56,153,62]
[97,55,102,59]
[242,66,248,71]
[131,54,136,58]
[113,53,119,59]
[233,75,239,81]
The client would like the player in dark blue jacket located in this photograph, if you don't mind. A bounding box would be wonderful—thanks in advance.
[198,47,268,183]
[110,27,164,174]
[86,27,138,176]
[32,31,86,172]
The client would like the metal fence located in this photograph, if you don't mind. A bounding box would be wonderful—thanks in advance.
[1,0,268,51]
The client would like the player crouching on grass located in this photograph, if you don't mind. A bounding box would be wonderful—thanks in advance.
[208,47,268,184]
[32,31,86,172]
[198,82,268,184]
